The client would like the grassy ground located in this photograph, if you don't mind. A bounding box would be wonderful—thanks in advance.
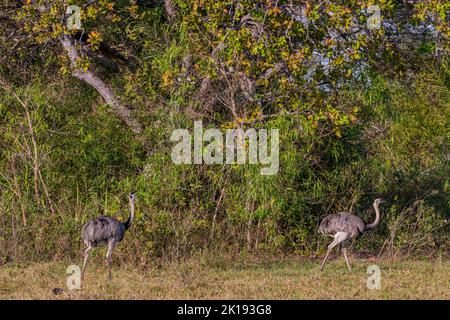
[0,257,448,299]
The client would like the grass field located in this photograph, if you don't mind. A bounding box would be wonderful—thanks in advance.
[0,257,448,300]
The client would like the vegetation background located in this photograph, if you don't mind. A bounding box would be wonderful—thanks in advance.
[0,0,448,272]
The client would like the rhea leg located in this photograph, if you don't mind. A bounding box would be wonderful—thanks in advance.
[341,243,352,273]
[320,232,350,271]
[81,245,92,282]
[106,240,116,280]
[320,241,337,271]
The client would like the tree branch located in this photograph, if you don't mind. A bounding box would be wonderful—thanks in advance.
[60,35,143,133]
[164,0,177,21]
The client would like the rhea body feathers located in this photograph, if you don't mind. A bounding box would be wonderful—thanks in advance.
[82,216,126,247]
[319,213,366,238]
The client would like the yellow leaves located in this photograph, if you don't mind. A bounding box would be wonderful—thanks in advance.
[346,69,353,78]
[193,0,198,15]
[87,31,102,51]
[59,65,69,76]
[235,111,262,125]
[349,107,359,124]
[345,18,352,31]
[351,51,362,60]
[105,2,114,11]
[284,20,294,30]
[251,110,263,118]
[49,5,58,17]
[305,2,312,15]
[278,77,288,87]
[128,5,139,15]
[51,23,63,38]
[379,0,395,10]
[240,58,251,70]
[324,38,335,47]
[109,14,121,23]
[325,108,338,122]
[15,8,27,22]
[23,22,31,32]
[88,31,100,40]
[333,55,344,66]
[221,121,237,130]
[280,50,290,60]
[304,103,359,138]
[257,78,269,87]
[80,59,90,72]
[306,114,317,129]
[267,6,282,16]
[35,34,47,45]
[86,6,99,20]
[287,51,305,72]
[161,71,173,88]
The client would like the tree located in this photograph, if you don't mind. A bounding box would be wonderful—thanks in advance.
[1,1,447,133]
[1,0,176,133]
[176,0,447,130]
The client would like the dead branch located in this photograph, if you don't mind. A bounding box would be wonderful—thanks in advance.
[164,0,177,21]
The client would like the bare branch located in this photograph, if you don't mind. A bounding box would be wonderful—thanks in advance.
[164,0,177,21]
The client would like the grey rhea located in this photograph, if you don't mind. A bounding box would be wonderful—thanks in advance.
[81,193,136,281]
[318,198,384,273]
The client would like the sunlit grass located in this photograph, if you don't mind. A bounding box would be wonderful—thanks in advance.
[0,258,448,299]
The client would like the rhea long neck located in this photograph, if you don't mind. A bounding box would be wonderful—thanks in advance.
[124,197,135,231]
[365,200,381,231]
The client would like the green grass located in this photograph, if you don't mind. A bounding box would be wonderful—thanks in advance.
[0,257,448,299]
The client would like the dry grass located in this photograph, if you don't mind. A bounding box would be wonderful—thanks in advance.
[0,257,448,299]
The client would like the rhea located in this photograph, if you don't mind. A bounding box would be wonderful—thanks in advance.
[81,193,136,281]
[318,198,384,273]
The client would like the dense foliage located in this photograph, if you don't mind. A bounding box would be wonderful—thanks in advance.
[0,0,448,264]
